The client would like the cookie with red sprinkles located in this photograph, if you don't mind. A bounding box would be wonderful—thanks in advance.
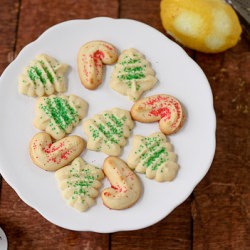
[77,40,118,90]
[131,94,185,135]
[29,132,85,171]
[101,156,142,210]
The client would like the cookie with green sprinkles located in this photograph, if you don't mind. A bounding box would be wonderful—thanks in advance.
[127,132,179,182]
[109,48,157,101]
[83,108,134,156]
[34,94,88,140]
[55,157,104,212]
[18,54,68,97]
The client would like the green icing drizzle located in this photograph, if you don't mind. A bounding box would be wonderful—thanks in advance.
[40,96,78,131]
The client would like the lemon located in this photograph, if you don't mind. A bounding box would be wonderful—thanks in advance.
[160,0,242,53]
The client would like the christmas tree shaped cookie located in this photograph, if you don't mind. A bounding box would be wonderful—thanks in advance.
[18,54,68,97]
[55,157,104,212]
[83,108,134,156]
[128,132,179,182]
[34,94,88,140]
[109,48,157,101]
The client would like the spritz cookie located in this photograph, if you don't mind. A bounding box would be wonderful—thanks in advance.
[127,132,179,182]
[18,54,68,97]
[131,94,185,135]
[101,157,142,210]
[77,40,118,90]
[29,132,85,171]
[34,94,88,140]
[55,157,104,212]
[83,108,134,156]
[110,48,157,101]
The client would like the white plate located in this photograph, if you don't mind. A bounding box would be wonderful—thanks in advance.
[0,18,216,233]
[0,227,8,250]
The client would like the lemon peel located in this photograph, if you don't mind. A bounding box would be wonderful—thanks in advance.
[160,0,242,53]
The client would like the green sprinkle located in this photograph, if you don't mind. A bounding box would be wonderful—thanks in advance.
[28,66,46,84]
[89,113,127,146]
[143,148,168,169]
[40,96,78,131]
[134,134,170,171]
[39,60,54,83]
[117,56,146,87]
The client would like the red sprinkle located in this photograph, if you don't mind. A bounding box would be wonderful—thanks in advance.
[146,95,168,106]
[43,142,65,154]
[149,107,171,119]
[94,50,105,60]
[144,95,182,127]
[104,44,114,51]
[104,192,111,197]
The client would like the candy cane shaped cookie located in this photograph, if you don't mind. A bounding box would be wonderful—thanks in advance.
[77,40,118,90]
[101,157,142,210]
[29,132,85,171]
[131,94,185,135]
